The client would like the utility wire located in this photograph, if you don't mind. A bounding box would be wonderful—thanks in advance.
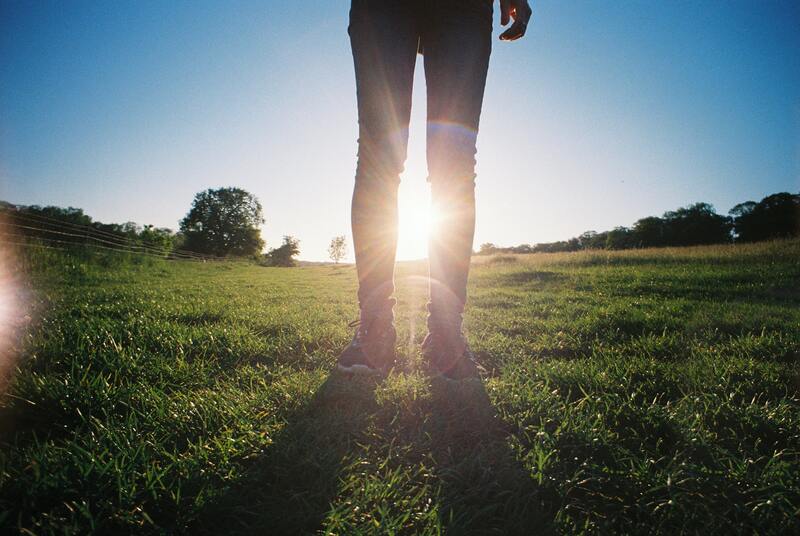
[1,206,217,260]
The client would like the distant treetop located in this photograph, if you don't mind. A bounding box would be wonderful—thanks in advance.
[180,187,264,257]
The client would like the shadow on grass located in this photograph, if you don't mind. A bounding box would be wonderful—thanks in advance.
[191,371,379,535]
[427,378,556,535]
[192,372,555,534]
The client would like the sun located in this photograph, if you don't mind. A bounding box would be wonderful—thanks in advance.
[396,180,437,261]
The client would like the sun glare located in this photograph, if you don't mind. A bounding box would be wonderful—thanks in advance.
[396,180,437,261]
[0,243,26,387]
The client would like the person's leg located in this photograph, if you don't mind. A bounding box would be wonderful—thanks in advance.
[340,1,420,372]
[349,0,419,321]
[422,0,492,334]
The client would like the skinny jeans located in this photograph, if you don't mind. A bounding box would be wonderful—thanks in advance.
[349,0,492,323]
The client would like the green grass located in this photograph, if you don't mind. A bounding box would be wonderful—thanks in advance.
[1,240,798,534]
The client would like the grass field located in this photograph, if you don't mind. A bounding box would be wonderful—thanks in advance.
[1,240,799,534]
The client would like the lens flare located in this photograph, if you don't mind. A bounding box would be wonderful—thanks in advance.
[396,171,445,262]
[397,182,432,261]
[0,233,29,392]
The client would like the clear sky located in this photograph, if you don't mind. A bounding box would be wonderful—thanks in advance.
[1,1,798,261]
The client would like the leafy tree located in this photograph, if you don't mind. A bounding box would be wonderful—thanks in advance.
[25,205,92,227]
[730,193,799,242]
[139,225,175,254]
[578,230,608,250]
[661,202,731,246]
[263,236,300,267]
[605,227,634,250]
[328,235,347,264]
[729,201,757,219]
[180,187,264,256]
[478,243,498,255]
[10,205,93,244]
[631,216,665,248]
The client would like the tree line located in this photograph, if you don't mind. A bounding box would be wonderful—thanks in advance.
[0,201,180,255]
[0,187,304,266]
[5,189,795,263]
[478,191,799,255]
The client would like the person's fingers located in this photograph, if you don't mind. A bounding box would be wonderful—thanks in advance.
[499,14,526,41]
[500,0,511,26]
[520,1,532,25]
[499,21,523,41]
[499,2,532,41]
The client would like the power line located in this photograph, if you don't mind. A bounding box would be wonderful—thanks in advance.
[0,223,205,260]
[1,206,217,260]
[0,235,213,261]
[7,208,148,243]
[7,210,208,259]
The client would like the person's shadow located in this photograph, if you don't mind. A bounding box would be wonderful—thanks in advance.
[193,372,553,535]
[192,371,381,535]
[427,377,556,535]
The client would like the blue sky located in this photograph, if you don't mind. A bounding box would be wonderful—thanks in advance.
[1,0,798,260]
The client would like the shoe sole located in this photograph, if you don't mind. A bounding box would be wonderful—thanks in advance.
[336,363,382,375]
[434,372,481,383]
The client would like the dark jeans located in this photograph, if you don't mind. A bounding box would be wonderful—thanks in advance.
[349,0,492,325]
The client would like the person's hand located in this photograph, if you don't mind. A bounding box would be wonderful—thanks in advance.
[499,0,532,41]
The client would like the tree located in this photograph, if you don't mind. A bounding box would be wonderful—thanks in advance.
[605,226,634,250]
[478,243,498,255]
[730,193,799,242]
[9,205,93,245]
[578,230,607,250]
[139,224,175,255]
[263,235,300,267]
[631,216,665,248]
[661,202,731,246]
[180,187,264,256]
[328,235,347,264]
[26,205,92,227]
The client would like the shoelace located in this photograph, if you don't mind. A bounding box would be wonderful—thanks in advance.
[347,319,366,345]
[347,317,386,344]
[348,306,395,346]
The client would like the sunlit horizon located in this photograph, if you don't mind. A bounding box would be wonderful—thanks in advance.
[1,2,797,262]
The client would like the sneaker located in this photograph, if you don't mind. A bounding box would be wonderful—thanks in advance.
[421,317,483,381]
[337,315,396,375]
